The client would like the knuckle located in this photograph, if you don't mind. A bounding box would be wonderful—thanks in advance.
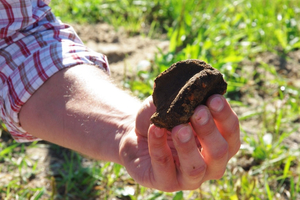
[185,164,207,180]
[231,139,241,156]
[177,142,196,154]
[212,169,226,180]
[151,153,172,166]
[224,117,240,140]
[231,117,240,134]
[212,142,229,160]
[196,124,215,139]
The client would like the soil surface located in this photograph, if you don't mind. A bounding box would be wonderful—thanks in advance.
[236,50,300,146]
[71,23,169,86]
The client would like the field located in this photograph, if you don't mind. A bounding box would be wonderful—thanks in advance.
[1,0,300,199]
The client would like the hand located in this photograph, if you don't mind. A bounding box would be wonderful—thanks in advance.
[119,94,240,192]
[18,64,239,190]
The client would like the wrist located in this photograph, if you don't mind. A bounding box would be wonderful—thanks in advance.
[116,115,136,165]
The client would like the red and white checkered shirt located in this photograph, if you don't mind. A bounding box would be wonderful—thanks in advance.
[0,0,110,142]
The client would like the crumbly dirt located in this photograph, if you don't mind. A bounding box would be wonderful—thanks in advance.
[151,59,227,130]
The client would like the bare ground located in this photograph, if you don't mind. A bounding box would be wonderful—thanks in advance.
[71,23,169,86]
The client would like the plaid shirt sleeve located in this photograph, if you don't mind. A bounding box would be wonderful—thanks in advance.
[0,0,110,142]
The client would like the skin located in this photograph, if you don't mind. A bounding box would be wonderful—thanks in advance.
[19,64,240,192]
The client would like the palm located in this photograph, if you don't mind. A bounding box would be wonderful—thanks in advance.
[120,132,154,187]
[120,128,181,188]
[119,96,169,188]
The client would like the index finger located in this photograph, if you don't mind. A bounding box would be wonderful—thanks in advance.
[148,124,178,192]
[207,94,241,158]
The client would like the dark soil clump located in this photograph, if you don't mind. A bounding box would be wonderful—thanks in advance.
[150,59,227,130]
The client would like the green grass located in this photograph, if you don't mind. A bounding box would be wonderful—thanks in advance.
[1,0,300,199]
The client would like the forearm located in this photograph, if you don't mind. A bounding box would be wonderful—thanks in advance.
[19,64,141,163]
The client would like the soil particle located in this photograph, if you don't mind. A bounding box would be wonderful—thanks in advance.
[150,59,227,130]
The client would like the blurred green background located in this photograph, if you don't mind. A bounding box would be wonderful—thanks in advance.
[1,0,300,199]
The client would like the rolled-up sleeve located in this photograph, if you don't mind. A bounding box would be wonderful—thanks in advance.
[0,0,110,142]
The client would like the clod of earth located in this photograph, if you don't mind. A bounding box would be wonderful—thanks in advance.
[150,59,227,130]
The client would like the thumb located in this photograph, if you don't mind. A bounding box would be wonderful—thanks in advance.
[135,96,156,137]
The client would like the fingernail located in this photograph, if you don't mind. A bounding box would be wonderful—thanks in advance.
[154,127,164,138]
[177,125,192,143]
[195,108,209,125]
[209,96,224,112]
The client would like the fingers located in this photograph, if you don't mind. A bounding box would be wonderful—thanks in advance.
[206,94,241,158]
[147,95,240,190]
[171,124,207,189]
[148,124,178,191]
[190,105,229,180]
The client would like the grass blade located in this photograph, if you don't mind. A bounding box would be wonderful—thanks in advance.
[0,143,19,157]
